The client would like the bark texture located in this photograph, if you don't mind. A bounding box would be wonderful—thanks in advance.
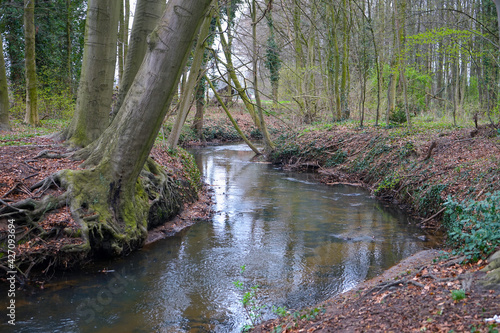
[69,0,213,255]
[59,0,121,147]
[167,12,212,149]
[112,0,165,116]
[0,34,10,131]
[1,0,212,266]
[24,0,39,126]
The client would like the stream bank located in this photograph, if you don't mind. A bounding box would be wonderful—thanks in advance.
[177,113,500,332]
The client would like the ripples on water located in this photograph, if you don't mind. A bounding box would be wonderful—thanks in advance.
[1,143,436,333]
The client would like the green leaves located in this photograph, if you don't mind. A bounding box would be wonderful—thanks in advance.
[443,191,500,262]
[406,28,483,59]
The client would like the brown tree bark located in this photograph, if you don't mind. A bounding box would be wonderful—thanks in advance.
[58,0,121,147]
[0,33,10,131]
[24,0,39,126]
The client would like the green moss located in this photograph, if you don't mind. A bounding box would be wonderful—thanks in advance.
[375,173,401,196]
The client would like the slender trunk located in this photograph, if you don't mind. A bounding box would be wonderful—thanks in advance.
[386,71,397,125]
[340,0,350,120]
[494,0,500,52]
[0,34,11,131]
[24,0,39,126]
[366,0,381,126]
[453,60,459,126]
[167,13,212,149]
[207,76,261,155]
[252,0,274,151]
[293,0,305,115]
[216,15,261,129]
[192,77,205,139]
[59,0,121,146]
[66,0,72,89]
[224,0,235,107]
[396,0,410,127]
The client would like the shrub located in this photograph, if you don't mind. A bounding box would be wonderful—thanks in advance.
[443,191,500,262]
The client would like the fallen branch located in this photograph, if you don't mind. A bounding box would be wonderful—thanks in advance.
[420,207,446,225]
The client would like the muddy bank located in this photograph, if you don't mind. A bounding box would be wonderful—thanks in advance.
[252,248,499,332]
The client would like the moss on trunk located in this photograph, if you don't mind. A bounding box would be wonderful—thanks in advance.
[0,151,201,279]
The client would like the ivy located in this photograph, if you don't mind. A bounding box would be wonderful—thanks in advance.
[443,191,500,262]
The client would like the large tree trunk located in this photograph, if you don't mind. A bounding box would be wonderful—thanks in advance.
[73,0,211,254]
[24,0,39,126]
[58,0,121,147]
[112,0,165,117]
[0,33,10,131]
[2,0,212,263]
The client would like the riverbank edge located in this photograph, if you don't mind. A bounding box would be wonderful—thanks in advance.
[0,140,211,283]
[179,117,500,331]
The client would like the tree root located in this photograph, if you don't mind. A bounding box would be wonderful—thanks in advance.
[0,155,201,283]
[33,149,70,159]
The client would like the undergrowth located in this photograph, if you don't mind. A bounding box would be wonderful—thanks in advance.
[443,191,500,262]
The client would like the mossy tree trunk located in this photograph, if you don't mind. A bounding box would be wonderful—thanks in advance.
[112,0,165,117]
[59,0,121,147]
[69,0,212,255]
[2,0,213,263]
[0,33,10,131]
[24,0,39,126]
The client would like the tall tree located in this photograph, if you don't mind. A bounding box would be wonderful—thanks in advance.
[167,11,213,149]
[58,0,121,146]
[0,33,11,131]
[251,0,275,151]
[494,0,500,51]
[4,0,213,259]
[24,0,38,126]
[264,3,281,107]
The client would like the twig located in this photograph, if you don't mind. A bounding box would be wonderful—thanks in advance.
[420,207,446,225]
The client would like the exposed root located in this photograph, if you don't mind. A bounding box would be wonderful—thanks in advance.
[33,149,71,159]
[0,154,201,283]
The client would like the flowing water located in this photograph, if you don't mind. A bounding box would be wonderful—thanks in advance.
[1,143,437,332]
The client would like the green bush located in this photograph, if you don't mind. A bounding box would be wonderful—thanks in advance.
[443,191,500,262]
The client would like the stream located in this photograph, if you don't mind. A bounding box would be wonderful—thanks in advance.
[1,143,438,332]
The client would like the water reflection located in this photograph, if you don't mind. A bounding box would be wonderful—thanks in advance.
[1,143,435,333]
